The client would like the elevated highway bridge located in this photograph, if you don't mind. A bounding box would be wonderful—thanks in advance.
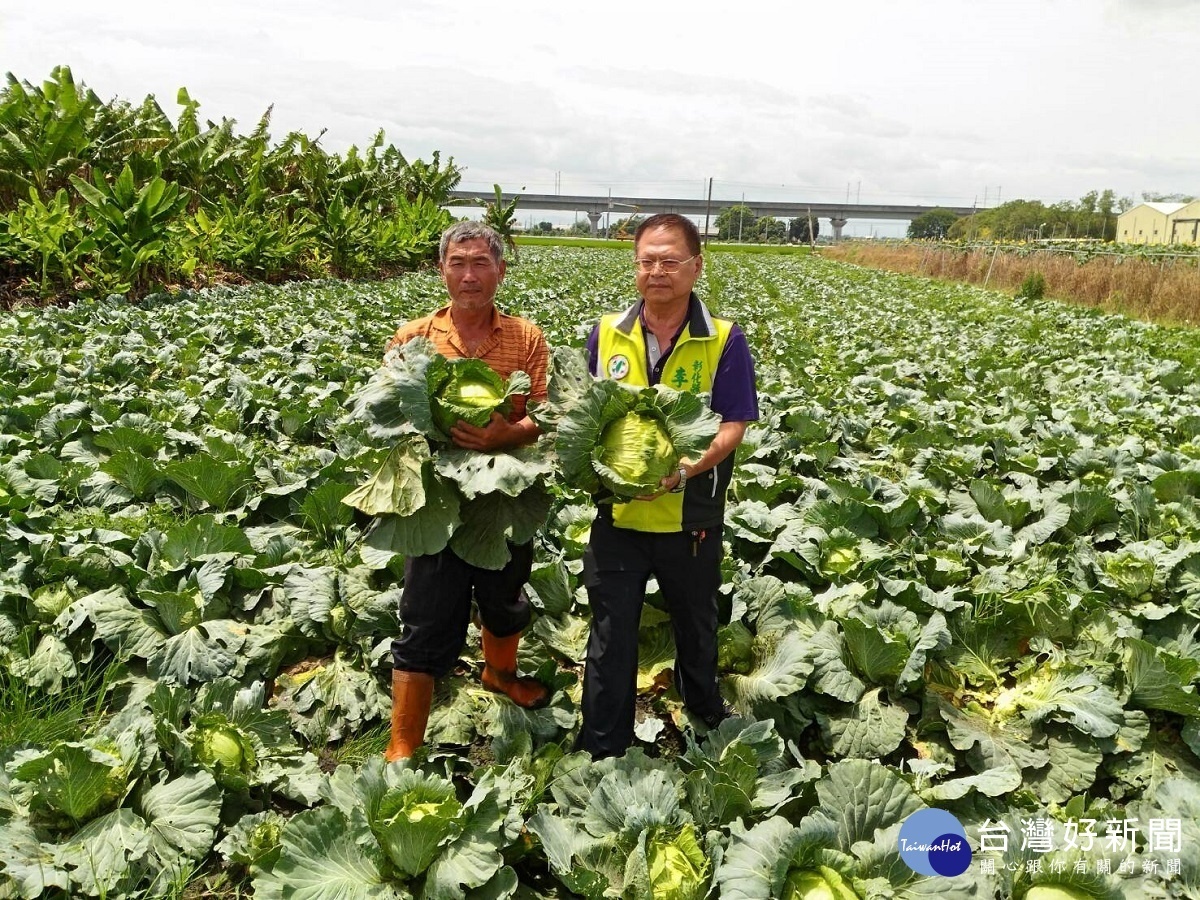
[447,191,978,239]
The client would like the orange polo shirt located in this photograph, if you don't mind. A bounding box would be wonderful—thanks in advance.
[386,305,548,422]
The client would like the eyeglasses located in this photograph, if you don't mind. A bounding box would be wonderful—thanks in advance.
[634,255,696,274]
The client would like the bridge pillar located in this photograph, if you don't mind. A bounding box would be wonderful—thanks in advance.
[830,218,848,241]
[587,211,603,236]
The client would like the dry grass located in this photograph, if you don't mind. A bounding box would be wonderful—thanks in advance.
[821,243,1200,327]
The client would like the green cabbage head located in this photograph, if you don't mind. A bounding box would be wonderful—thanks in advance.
[647,824,709,900]
[432,359,510,435]
[1101,549,1155,599]
[376,773,464,877]
[1024,886,1096,900]
[596,412,677,496]
[782,866,860,900]
[192,717,256,791]
[351,337,529,444]
[31,582,74,623]
[555,380,720,501]
[717,621,755,675]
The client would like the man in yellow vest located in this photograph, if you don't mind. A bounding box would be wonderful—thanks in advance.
[578,213,759,758]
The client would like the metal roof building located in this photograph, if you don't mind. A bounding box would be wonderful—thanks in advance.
[1116,202,1188,244]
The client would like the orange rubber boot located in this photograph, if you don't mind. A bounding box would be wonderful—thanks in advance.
[480,628,549,709]
[385,669,434,761]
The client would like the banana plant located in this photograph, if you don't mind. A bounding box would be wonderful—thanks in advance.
[0,66,101,206]
[399,149,461,205]
[6,187,97,295]
[158,87,241,211]
[374,193,455,267]
[316,192,373,276]
[480,183,519,263]
[69,162,188,292]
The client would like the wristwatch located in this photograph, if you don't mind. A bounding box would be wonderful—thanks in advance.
[671,465,689,493]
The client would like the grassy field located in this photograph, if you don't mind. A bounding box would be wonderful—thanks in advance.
[823,240,1200,327]
[516,234,815,256]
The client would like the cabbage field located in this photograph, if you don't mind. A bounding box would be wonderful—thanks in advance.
[2,247,1200,899]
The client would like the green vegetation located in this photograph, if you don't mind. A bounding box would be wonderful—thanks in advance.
[478,183,520,261]
[1019,270,1047,299]
[950,190,1132,242]
[0,66,460,302]
[714,202,759,241]
[3,247,1200,896]
[907,207,961,239]
[516,234,630,249]
[0,665,107,752]
[518,233,815,255]
[789,214,819,244]
[823,240,1200,325]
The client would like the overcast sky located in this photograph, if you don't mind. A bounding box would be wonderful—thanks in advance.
[4,0,1198,236]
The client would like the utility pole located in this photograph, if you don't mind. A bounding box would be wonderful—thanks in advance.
[703,177,713,248]
[738,191,744,242]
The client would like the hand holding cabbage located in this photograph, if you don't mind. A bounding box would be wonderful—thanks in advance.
[352,336,531,447]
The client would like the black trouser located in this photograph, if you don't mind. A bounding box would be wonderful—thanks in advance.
[391,542,534,676]
[578,517,724,758]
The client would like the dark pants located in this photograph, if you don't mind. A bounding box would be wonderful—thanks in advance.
[578,517,725,758]
[391,542,534,676]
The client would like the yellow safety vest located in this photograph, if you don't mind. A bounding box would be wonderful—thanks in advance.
[597,297,733,532]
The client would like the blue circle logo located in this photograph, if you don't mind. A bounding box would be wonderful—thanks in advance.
[898,809,972,877]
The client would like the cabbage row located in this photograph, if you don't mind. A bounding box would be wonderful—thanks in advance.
[1,249,1199,898]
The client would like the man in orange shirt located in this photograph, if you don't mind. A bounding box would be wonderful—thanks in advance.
[384,221,550,761]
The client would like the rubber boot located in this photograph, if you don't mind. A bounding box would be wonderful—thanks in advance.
[480,627,549,709]
[385,669,434,762]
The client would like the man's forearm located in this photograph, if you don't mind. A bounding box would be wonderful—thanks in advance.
[449,412,541,451]
[683,421,748,477]
[507,415,541,448]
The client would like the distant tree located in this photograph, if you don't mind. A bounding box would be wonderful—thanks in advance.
[946,191,1135,242]
[907,208,959,240]
[948,199,1051,241]
[1142,191,1198,203]
[758,216,786,242]
[788,215,819,243]
[536,220,553,233]
[1097,190,1118,241]
[715,204,757,241]
[569,219,592,236]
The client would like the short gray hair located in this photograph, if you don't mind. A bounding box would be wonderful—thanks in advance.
[439,221,504,265]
